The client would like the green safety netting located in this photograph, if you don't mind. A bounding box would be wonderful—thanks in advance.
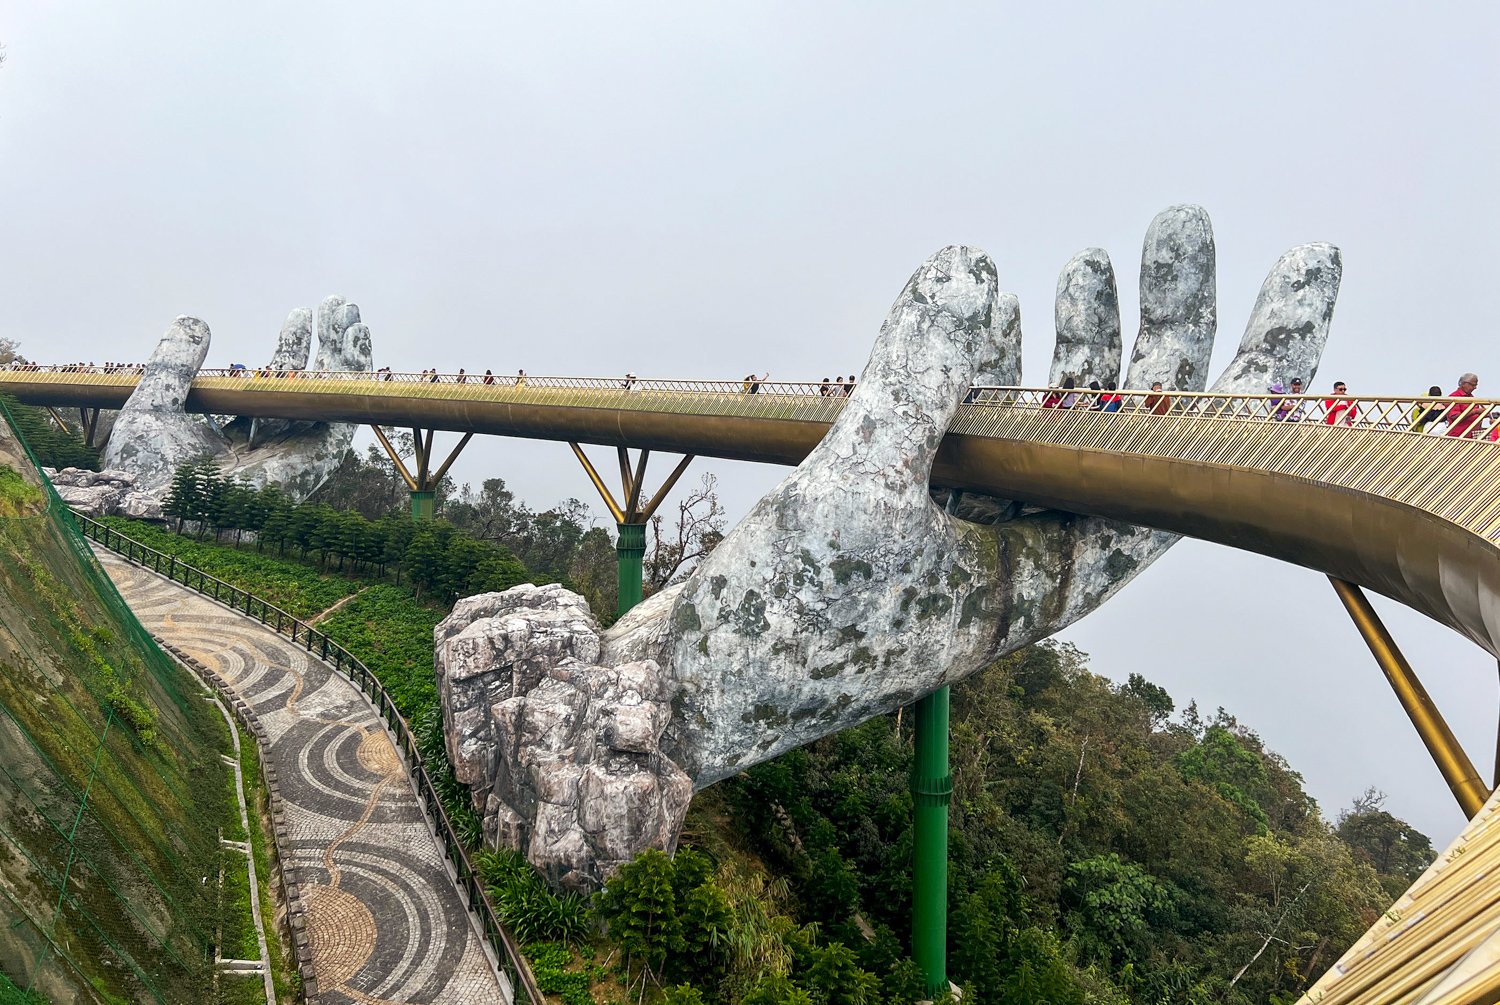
[0,399,234,1004]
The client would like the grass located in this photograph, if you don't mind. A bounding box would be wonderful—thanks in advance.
[0,973,46,1005]
[317,585,445,719]
[0,465,44,517]
[237,719,298,1004]
[97,517,359,619]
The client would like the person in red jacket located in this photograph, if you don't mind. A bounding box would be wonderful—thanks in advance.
[1323,381,1356,425]
[1445,373,1483,437]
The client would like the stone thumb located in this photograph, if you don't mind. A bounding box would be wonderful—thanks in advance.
[125,316,211,411]
[809,246,997,498]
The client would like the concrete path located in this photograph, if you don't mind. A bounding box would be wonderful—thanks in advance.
[96,551,508,1005]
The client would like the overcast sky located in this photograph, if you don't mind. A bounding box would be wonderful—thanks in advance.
[3,2,1497,842]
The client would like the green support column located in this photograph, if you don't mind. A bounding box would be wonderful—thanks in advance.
[912,686,952,998]
[410,490,435,522]
[616,522,646,616]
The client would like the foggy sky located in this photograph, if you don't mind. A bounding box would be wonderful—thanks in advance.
[2,2,1497,842]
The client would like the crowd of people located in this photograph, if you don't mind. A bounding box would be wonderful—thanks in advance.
[1030,372,1500,441]
[816,375,857,397]
[5,361,148,374]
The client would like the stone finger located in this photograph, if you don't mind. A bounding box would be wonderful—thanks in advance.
[1125,205,1216,391]
[972,293,1022,387]
[313,295,361,371]
[102,316,227,490]
[810,245,998,500]
[122,316,211,410]
[267,308,312,371]
[1050,248,1121,387]
[1209,243,1342,394]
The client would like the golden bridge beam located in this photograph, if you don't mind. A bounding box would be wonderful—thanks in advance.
[1330,576,1489,818]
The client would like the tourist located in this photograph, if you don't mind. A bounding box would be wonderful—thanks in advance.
[457,368,467,383]
[1099,380,1123,413]
[1058,377,1080,410]
[1269,382,1294,420]
[820,377,832,397]
[844,375,856,396]
[1409,385,1445,432]
[1445,373,1483,437]
[1323,381,1356,425]
[1284,377,1307,420]
[1087,380,1105,410]
[1143,381,1172,415]
[515,369,527,387]
[1042,379,1067,408]
[834,376,846,396]
[623,372,638,390]
[483,369,495,385]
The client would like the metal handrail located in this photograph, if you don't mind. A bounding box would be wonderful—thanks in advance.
[4,365,1498,442]
[71,513,543,1005]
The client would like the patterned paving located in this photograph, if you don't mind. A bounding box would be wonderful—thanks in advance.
[95,551,508,1005]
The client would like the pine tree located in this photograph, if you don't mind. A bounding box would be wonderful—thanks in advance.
[161,463,200,533]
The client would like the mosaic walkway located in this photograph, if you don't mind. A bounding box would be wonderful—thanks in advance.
[96,550,508,1005]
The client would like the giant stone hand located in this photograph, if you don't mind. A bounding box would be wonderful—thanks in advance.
[102,296,373,500]
[436,206,1342,888]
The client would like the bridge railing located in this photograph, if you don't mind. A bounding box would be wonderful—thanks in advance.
[4,364,1499,441]
[70,513,544,1005]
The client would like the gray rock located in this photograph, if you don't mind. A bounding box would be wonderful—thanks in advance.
[43,467,143,516]
[436,585,691,889]
[118,491,163,521]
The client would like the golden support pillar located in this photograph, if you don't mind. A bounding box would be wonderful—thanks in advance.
[568,444,694,615]
[370,425,473,520]
[1329,577,1489,818]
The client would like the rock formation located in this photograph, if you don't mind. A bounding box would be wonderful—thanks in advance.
[45,467,161,519]
[436,206,1345,888]
[99,295,373,504]
[436,585,691,888]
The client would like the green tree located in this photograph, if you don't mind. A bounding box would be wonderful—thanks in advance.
[404,526,446,601]
[1336,788,1434,896]
[192,457,226,538]
[1121,672,1174,725]
[257,487,293,553]
[1061,854,1175,967]
[161,462,200,533]
[598,848,681,985]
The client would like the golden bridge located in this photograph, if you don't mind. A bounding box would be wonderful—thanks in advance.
[4,365,1500,1004]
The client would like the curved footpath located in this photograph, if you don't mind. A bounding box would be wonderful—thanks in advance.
[93,549,507,1005]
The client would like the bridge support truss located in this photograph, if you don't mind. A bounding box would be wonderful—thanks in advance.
[45,406,104,448]
[569,444,693,616]
[370,425,473,521]
[1330,577,1490,817]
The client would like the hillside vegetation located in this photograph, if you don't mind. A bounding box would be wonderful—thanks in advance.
[0,421,249,1002]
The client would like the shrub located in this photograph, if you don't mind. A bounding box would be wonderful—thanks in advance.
[475,848,591,946]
